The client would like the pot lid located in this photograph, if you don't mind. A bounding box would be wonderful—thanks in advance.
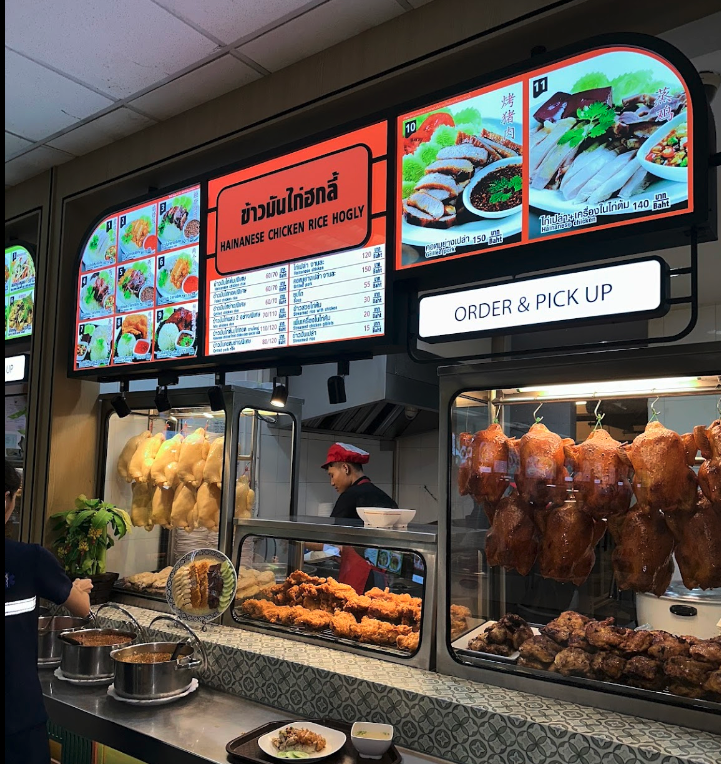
[661,582,721,603]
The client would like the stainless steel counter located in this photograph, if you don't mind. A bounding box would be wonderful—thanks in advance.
[40,672,451,764]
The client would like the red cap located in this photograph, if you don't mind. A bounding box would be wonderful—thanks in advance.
[321,442,370,469]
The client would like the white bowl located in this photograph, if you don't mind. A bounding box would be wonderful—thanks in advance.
[356,509,402,528]
[351,722,394,759]
[462,157,523,219]
[638,112,688,183]
[392,509,416,529]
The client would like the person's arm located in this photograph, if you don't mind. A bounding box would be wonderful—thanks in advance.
[63,579,93,617]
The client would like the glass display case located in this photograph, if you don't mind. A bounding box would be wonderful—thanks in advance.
[436,349,720,732]
[228,518,438,669]
[98,385,301,607]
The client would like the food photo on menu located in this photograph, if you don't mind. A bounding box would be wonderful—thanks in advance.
[118,203,157,261]
[76,318,113,369]
[157,188,201,252]
[400,81,523,266]
[79,269,115,319]
[6,291,34,339]
[528,49,690,238]
[116,258,156,312]
[6,246,36,293]
[155,303,198,359]
[156,247,199,305]
[113,311,153,365]
[81,217,117,271]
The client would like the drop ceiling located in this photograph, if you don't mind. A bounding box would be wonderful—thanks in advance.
[4,3,720,190]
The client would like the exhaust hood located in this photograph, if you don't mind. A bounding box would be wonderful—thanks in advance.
[294,355,439,439]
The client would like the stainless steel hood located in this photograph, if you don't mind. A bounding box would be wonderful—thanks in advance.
[293,355,439,439]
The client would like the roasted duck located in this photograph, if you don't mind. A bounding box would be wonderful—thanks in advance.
[485,490,539,576]
[617,421,697,514]
[457,432,474,498]
[467,424,516,508]
[609,505,674,596]
[665,490,721,590]
[514,423,573,508]
[694,418,721,505]
[536,500,598,586]
[564,429,633,519]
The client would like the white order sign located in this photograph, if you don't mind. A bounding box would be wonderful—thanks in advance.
[5,355,26,383]
[418,259,663,340]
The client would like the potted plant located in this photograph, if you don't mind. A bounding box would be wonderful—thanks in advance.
[49,495,131,605]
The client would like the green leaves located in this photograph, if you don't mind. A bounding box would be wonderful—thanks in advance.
[488,174,523,205]
[558,102,615,148]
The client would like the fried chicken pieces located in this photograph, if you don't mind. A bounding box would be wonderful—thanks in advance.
[239,571,424,653]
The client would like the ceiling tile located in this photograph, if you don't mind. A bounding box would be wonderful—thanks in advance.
[155,0,322,45]
[660,12,721,59]
[129,55,261,121]
[47,107,156,156]
[5,0,219,99]
[406,0,435,6]
[5,132,34,161]
[5,50,114,141]
[4,145,73,187]
[237,0,404,72]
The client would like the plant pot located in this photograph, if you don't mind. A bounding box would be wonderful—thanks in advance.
[71,572,119,605]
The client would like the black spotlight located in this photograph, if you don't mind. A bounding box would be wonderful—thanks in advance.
[111,381,131,418]
[327,360,349,405]
[154,385,171,413]
[270,376,288,408]
[208,372,226,412]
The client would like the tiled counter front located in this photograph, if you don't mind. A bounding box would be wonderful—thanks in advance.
[102,607,719,764]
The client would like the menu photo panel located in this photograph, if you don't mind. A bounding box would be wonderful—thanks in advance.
[5,244,36,341]
[206,122,388,358]
[73,184,201,373]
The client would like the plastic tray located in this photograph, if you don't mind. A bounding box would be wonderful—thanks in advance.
[226,719,401,764]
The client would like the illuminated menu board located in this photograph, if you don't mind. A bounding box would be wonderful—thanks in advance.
[206,123,387,357]
[396,46,692,269]
[5,245,36,342]
[74,185,201,372]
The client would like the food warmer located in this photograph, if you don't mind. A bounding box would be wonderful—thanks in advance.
[435,346,720,732]
[97,385,301,610]
[227,517,438,670]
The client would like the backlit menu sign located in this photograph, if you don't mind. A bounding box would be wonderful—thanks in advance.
[206,123,387,357]
[397,46,693,270]
[73,185,201,373]
[5,245,35,341]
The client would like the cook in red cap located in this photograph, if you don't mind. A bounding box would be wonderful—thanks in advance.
[321,442,397,520]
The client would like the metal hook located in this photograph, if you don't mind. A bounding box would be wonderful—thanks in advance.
[533,402,544,424]
[493,402,500,425]
[649,396,661,422]
[717,397,721,417]
[592,400,605,431]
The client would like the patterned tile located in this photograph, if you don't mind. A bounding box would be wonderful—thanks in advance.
[99,606,720,764]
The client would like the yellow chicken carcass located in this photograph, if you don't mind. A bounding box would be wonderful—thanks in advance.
[235,475,255,519]
[177,428,207,488]
[197,482,221,531]
[170,483,197,531]
[151,434,184,488]
[130,481,154,531]
[117,431,150,482]
[202,437,224,487]
[128,432,165,483]
[151,486,174,529]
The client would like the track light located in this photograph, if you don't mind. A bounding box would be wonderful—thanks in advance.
[111,381,131,418]
[154,385,171,413]
[208,373,226,412]
[270,376,288,408]
[327,360,349,405]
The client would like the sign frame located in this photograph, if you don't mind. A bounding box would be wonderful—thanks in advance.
[5,239,37,345]
[5,354,28,384]
[415,255,670,345]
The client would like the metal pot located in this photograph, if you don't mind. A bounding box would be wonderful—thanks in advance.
[38,615,93,665]
[110,615,206,700]
[60,628,138,679]
[636,584,721,639]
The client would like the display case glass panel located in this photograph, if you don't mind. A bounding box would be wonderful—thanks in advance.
[447,377,720,710]
[105,406,225,598]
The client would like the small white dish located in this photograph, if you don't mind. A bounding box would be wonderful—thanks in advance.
[356,509,402,528]
[638,112,688,183]
[258,722,346,760]
[350,722,394,759]
[462,157,523,219]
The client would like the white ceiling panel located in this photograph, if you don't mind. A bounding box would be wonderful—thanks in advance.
[5,49,115,141]
[5,145,74,186]
[154,0,324,45]
[5,0,219,99]
[47,108,157,156]
[5,133,34,161]
[237,0,404,72]
[129,55,261,121]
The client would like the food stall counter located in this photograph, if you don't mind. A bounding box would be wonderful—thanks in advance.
[40,672,452,764]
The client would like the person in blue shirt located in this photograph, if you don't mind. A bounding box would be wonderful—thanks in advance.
[5,460,93,764]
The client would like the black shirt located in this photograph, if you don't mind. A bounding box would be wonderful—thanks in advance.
[331,476,398,519]
[5,539,73,735]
